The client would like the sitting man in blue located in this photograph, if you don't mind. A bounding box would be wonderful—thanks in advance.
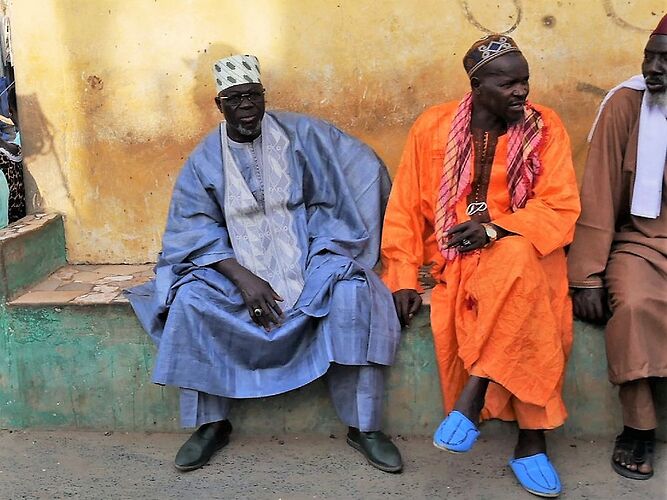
[127,55,403,473]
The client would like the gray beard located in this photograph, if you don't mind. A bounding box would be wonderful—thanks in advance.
[234,123,261,137]
[646,89,667,111]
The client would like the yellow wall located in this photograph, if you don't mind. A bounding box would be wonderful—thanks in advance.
[10,0,665,263]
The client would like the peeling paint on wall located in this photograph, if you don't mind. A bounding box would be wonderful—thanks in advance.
[9,0,666,263]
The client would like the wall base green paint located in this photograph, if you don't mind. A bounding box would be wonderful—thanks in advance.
[1,304,441,436]
[2,303,664,438]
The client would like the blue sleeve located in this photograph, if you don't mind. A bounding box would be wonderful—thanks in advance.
[160,155,235,268]
[298,119,391,268]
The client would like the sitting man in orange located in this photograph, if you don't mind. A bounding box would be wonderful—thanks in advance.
[381,35,580,497]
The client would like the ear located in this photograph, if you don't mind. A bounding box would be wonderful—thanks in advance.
[214,96,224,114]
[470,77,482,94]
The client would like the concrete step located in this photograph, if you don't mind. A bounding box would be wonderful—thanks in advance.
[0,213,66,301]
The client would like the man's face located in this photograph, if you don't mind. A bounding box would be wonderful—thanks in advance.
[642,34,667,103]
[472,53,530,124]
[215,83,266,140]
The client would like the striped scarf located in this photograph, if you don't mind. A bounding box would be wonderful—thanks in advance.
[435,93,544,260]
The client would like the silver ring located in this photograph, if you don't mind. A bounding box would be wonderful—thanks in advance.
[461,239,472,247]
[253,308,263,317]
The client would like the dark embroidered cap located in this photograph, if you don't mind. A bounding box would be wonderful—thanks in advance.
[463,34,522,78]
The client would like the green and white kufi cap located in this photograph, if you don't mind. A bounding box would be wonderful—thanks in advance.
[213,55,262,93]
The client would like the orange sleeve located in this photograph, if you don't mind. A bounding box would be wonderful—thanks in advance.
[493,109,581,256]
[381,123,426,292]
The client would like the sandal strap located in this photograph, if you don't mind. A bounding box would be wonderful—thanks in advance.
[642,439,655,453]
[630,438,655,465]
[614,434,634,451]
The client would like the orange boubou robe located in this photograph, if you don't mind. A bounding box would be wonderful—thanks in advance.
[382,102,581,429]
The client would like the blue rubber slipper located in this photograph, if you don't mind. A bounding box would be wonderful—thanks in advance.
[432,410,480,453]
[509,453,562,498]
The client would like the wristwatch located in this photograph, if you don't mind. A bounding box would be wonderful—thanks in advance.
[481,223,498,247]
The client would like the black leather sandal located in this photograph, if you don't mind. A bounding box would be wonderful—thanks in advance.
[611,433,654,480]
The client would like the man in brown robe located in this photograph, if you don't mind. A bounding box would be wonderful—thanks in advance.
[568,14,667,481]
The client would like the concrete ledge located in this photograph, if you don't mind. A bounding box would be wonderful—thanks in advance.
[1,303,440,436]
[2,299,664,439]
[8,264,153,306]
[0,214,66,301]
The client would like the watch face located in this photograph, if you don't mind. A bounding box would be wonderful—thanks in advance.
[485,225,498,239]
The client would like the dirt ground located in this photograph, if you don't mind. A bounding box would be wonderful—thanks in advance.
[0,429,664,499]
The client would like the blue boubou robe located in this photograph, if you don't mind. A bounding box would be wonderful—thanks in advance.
[127,111,401,398]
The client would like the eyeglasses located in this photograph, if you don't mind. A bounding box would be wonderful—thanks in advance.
[218,90,265,108]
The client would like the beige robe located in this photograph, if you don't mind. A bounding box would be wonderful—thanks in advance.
[568,87,667,384]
